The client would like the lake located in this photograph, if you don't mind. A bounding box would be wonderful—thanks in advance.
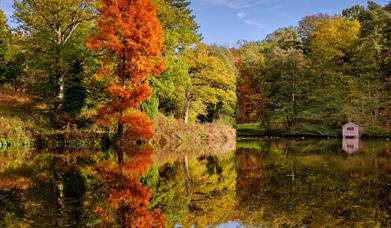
[0,139,390,227]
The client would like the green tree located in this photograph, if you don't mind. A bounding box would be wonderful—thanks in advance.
[180,44,236,123]
[0,9,9,81]
[4,40,25,91]
[263,47,309,130]
[306,17,360,129]
[200,45,238,124]
[155,0,200,54]
[14,0,95,107]
[148,0,201,119]
[309,16,360,72]
[265,27,302,50]
[297,13,330,45]
[342,5,365,20]
[352,1,391,126]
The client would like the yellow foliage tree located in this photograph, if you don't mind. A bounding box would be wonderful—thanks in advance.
[310,17,360,63]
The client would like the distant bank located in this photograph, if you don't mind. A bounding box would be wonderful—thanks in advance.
[237,122,391,139]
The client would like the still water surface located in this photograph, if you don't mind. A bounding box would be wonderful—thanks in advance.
[0,139,390,227]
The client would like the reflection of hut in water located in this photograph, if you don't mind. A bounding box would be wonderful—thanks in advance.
[342,122,361,138]
[342,137,361,154]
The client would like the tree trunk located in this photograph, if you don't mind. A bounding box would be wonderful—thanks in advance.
[183,88,191,124]
[13,78,17,92]
[375,94,379,118]
[183,100,190,124]
[118,164,126,228]
[286,115,292,129]
[184,154,191,194]
[118,203,125,228]
[55,44,65,110]
[115,122,124,164]
[57,74,65,100]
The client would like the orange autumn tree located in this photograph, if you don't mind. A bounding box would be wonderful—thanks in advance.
[87,0,165,226]
[87,0,165,159]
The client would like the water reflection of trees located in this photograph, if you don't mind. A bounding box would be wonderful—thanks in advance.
[151,140,391,227]
[150,151,237,227]
[235,140,391,226]
[0,145,164,227]
[0,151,90,227]
[93,145,164,227]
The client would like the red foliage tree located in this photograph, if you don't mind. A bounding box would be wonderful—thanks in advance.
[87,0,165,226]
[87,0,165,155]
[235,55,264,124]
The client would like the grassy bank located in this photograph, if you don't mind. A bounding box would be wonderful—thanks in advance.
[153,115,236,163]
[0,88,41,152]
[236,122,340,138]
[237,122,391,138]
[0,88,237,152]
[0,88,107,151]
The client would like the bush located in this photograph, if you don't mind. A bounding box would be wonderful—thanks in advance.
[362,127,391,138]
[153,114,236,164]
[0,117,31,152]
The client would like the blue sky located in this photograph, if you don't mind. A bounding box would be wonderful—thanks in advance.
[0,0,13,18]
[1,0,389,46]
[189,0,389,46]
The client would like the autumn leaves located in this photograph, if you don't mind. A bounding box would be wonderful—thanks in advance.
[87,0,165,226]
[87,0,164,143]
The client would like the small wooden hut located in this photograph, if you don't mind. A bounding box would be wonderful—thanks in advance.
[342,137,360,154]
[342,122,361,138]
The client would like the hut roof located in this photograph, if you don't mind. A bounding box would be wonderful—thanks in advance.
[342,122,359,128]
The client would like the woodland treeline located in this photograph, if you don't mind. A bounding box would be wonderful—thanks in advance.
[237,2,391,136]
[0,0,390,136]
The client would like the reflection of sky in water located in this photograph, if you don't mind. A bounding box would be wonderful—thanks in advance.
[176,222,243,228]
[217,221,244,228]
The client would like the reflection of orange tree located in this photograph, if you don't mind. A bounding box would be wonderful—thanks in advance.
[94,146,164,227]
[87,0,165,226]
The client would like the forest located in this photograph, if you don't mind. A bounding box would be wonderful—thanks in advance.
[0,0,390,227]
[0,0,390,144]
[237,3,391,137]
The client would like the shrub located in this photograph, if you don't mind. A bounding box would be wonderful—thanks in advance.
[0,117,31,152]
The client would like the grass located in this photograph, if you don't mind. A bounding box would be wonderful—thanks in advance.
[237,120,391,138]
[236,122,264,137]
[0,88,111,151]
[0,88,44,152]
[237,121,342,138]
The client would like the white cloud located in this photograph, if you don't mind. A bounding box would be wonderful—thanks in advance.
[203,0,269,30]
[266,4,284,13]
[205,0,271,9]
[236,11,266,29]
[237,11,247,18]
[232,0,270,9]
[244,19,266,29]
